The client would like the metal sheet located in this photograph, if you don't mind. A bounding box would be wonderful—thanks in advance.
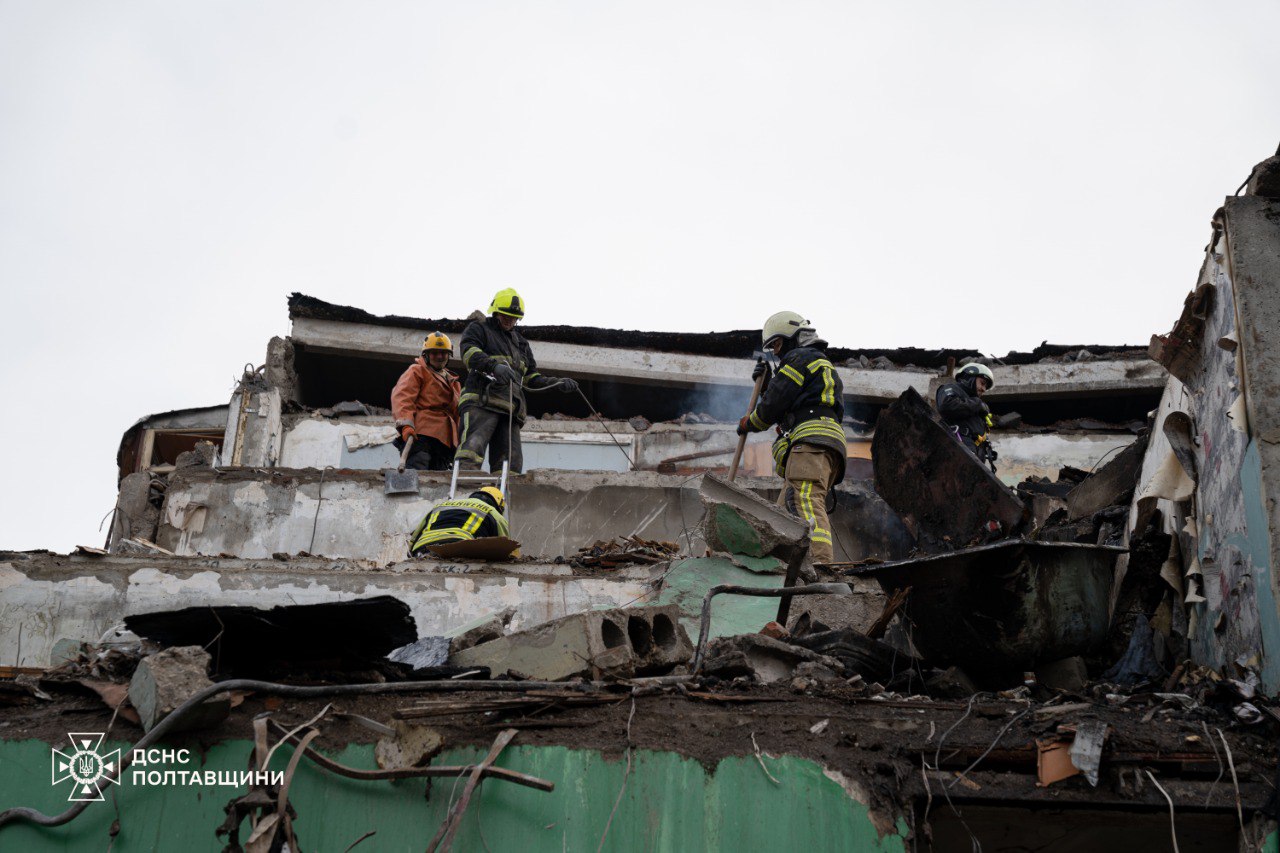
[849,539,1123,676]
[872,388,1025,546]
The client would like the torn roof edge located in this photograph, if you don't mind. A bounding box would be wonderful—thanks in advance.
[287,293,1147,369]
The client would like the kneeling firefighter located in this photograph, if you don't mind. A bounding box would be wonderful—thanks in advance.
[456,288,579,473]
[935,362,998,472]
[409,486,510,556]
[736,312,847,564]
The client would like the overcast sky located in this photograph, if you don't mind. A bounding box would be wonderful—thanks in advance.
[2,1,1278,552]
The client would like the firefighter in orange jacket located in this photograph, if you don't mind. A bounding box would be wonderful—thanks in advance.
[391,332,462,471]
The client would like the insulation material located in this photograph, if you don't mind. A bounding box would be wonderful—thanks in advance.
[1227,394,1249,433]
[342,425,399,451]
[1137,452,1196,504]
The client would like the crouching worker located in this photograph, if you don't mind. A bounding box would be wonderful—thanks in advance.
[409,486,510,557]
[737,311,847,564]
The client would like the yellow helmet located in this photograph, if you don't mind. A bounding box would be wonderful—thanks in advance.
[488,288,525,319]
[422,331,453,353]
[475,486,505,510]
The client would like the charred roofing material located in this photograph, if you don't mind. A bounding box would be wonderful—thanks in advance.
[288,293,1143,368]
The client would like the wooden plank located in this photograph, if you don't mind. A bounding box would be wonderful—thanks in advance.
[425,536,521,561]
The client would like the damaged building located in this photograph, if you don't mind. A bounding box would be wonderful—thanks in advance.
[3,156,1280,851]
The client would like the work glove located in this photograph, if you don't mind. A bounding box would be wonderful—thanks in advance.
[737,416,752,436]
[493,363,519,385]
[751,360,769,382]
[558,377,579,394]
[400,426,415,442]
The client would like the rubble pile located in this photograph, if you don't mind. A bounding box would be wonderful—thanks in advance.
[572,535,681,568]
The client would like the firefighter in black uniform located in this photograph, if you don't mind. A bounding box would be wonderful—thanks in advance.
[736,311,847,564]
[936,362,998,472]
[409,487,510,556]
[455,288,579,473]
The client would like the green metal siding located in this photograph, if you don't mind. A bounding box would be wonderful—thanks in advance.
[0,739,907,851]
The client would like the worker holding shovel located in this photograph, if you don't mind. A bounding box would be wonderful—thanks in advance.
[736,312,847,564]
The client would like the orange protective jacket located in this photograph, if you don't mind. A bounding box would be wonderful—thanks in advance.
[391,358,462,448]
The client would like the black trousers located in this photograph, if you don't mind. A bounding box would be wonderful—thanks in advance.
[393,435,455,471]
[455,405,523,473]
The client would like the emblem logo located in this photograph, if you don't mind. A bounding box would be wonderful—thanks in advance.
[52,733,121,801]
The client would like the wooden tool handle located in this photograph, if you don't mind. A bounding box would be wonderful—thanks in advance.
[729,372,767,482]
[397,435,415,473]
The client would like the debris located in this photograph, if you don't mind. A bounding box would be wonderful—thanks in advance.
[628,416,651,431]
[865,586,910,640]
[573,536,680,568]
[1068,721,1109,786]
[787,629,910,685]
[699,634,844,684]
[1035,656,1089,694]
[124,596,418,679]
[1065,435,1148,520]
[871,388,1025,549]
[449,604,691,682]
[759,621,789,640]
[926,667,979,699]
[1149,281,1214,386]
[1103,614,1165,687]
[387,637,450,671]
[447,608,518,654]
[848,540,1120,683]
[698,472,810,562]
[127,646,229,732]
[809,718,830,735]
[374,721,444,770]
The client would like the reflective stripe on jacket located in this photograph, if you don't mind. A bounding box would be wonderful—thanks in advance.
[458,317,559,425]
[410,498,509,553]
[744,346,847,482]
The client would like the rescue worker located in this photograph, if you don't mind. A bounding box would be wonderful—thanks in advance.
[391,332,462,471]
[409,486,510,556]
[456,288,578,473]
[736,312,847,564]
[936,362,998,472]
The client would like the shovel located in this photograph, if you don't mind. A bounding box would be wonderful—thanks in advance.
[728,363,768,481]
[384,436,420,495]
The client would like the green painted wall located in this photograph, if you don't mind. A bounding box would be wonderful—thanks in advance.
[655,556,784,641]
[0,739,907,852]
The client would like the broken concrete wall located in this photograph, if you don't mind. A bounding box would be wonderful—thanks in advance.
[154,468,709,563]
[1131,195,1280,693]
[151,468,913,564]
[0,552,659,668]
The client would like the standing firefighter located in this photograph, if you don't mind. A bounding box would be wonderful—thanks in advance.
[456,288,579,473]
[391,332,462,471]
[936,362,998,472]
[409,487,510,556]
[737,312,847,564]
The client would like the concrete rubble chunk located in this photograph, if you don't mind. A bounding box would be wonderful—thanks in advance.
[128,645,229,733]
[448,607,518,654]
[698,472,809,561]
[375,721,444,770]
[701,634,844,684]
[449,604,692,682]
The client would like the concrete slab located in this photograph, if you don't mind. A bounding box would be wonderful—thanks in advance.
[449,604,692,681]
